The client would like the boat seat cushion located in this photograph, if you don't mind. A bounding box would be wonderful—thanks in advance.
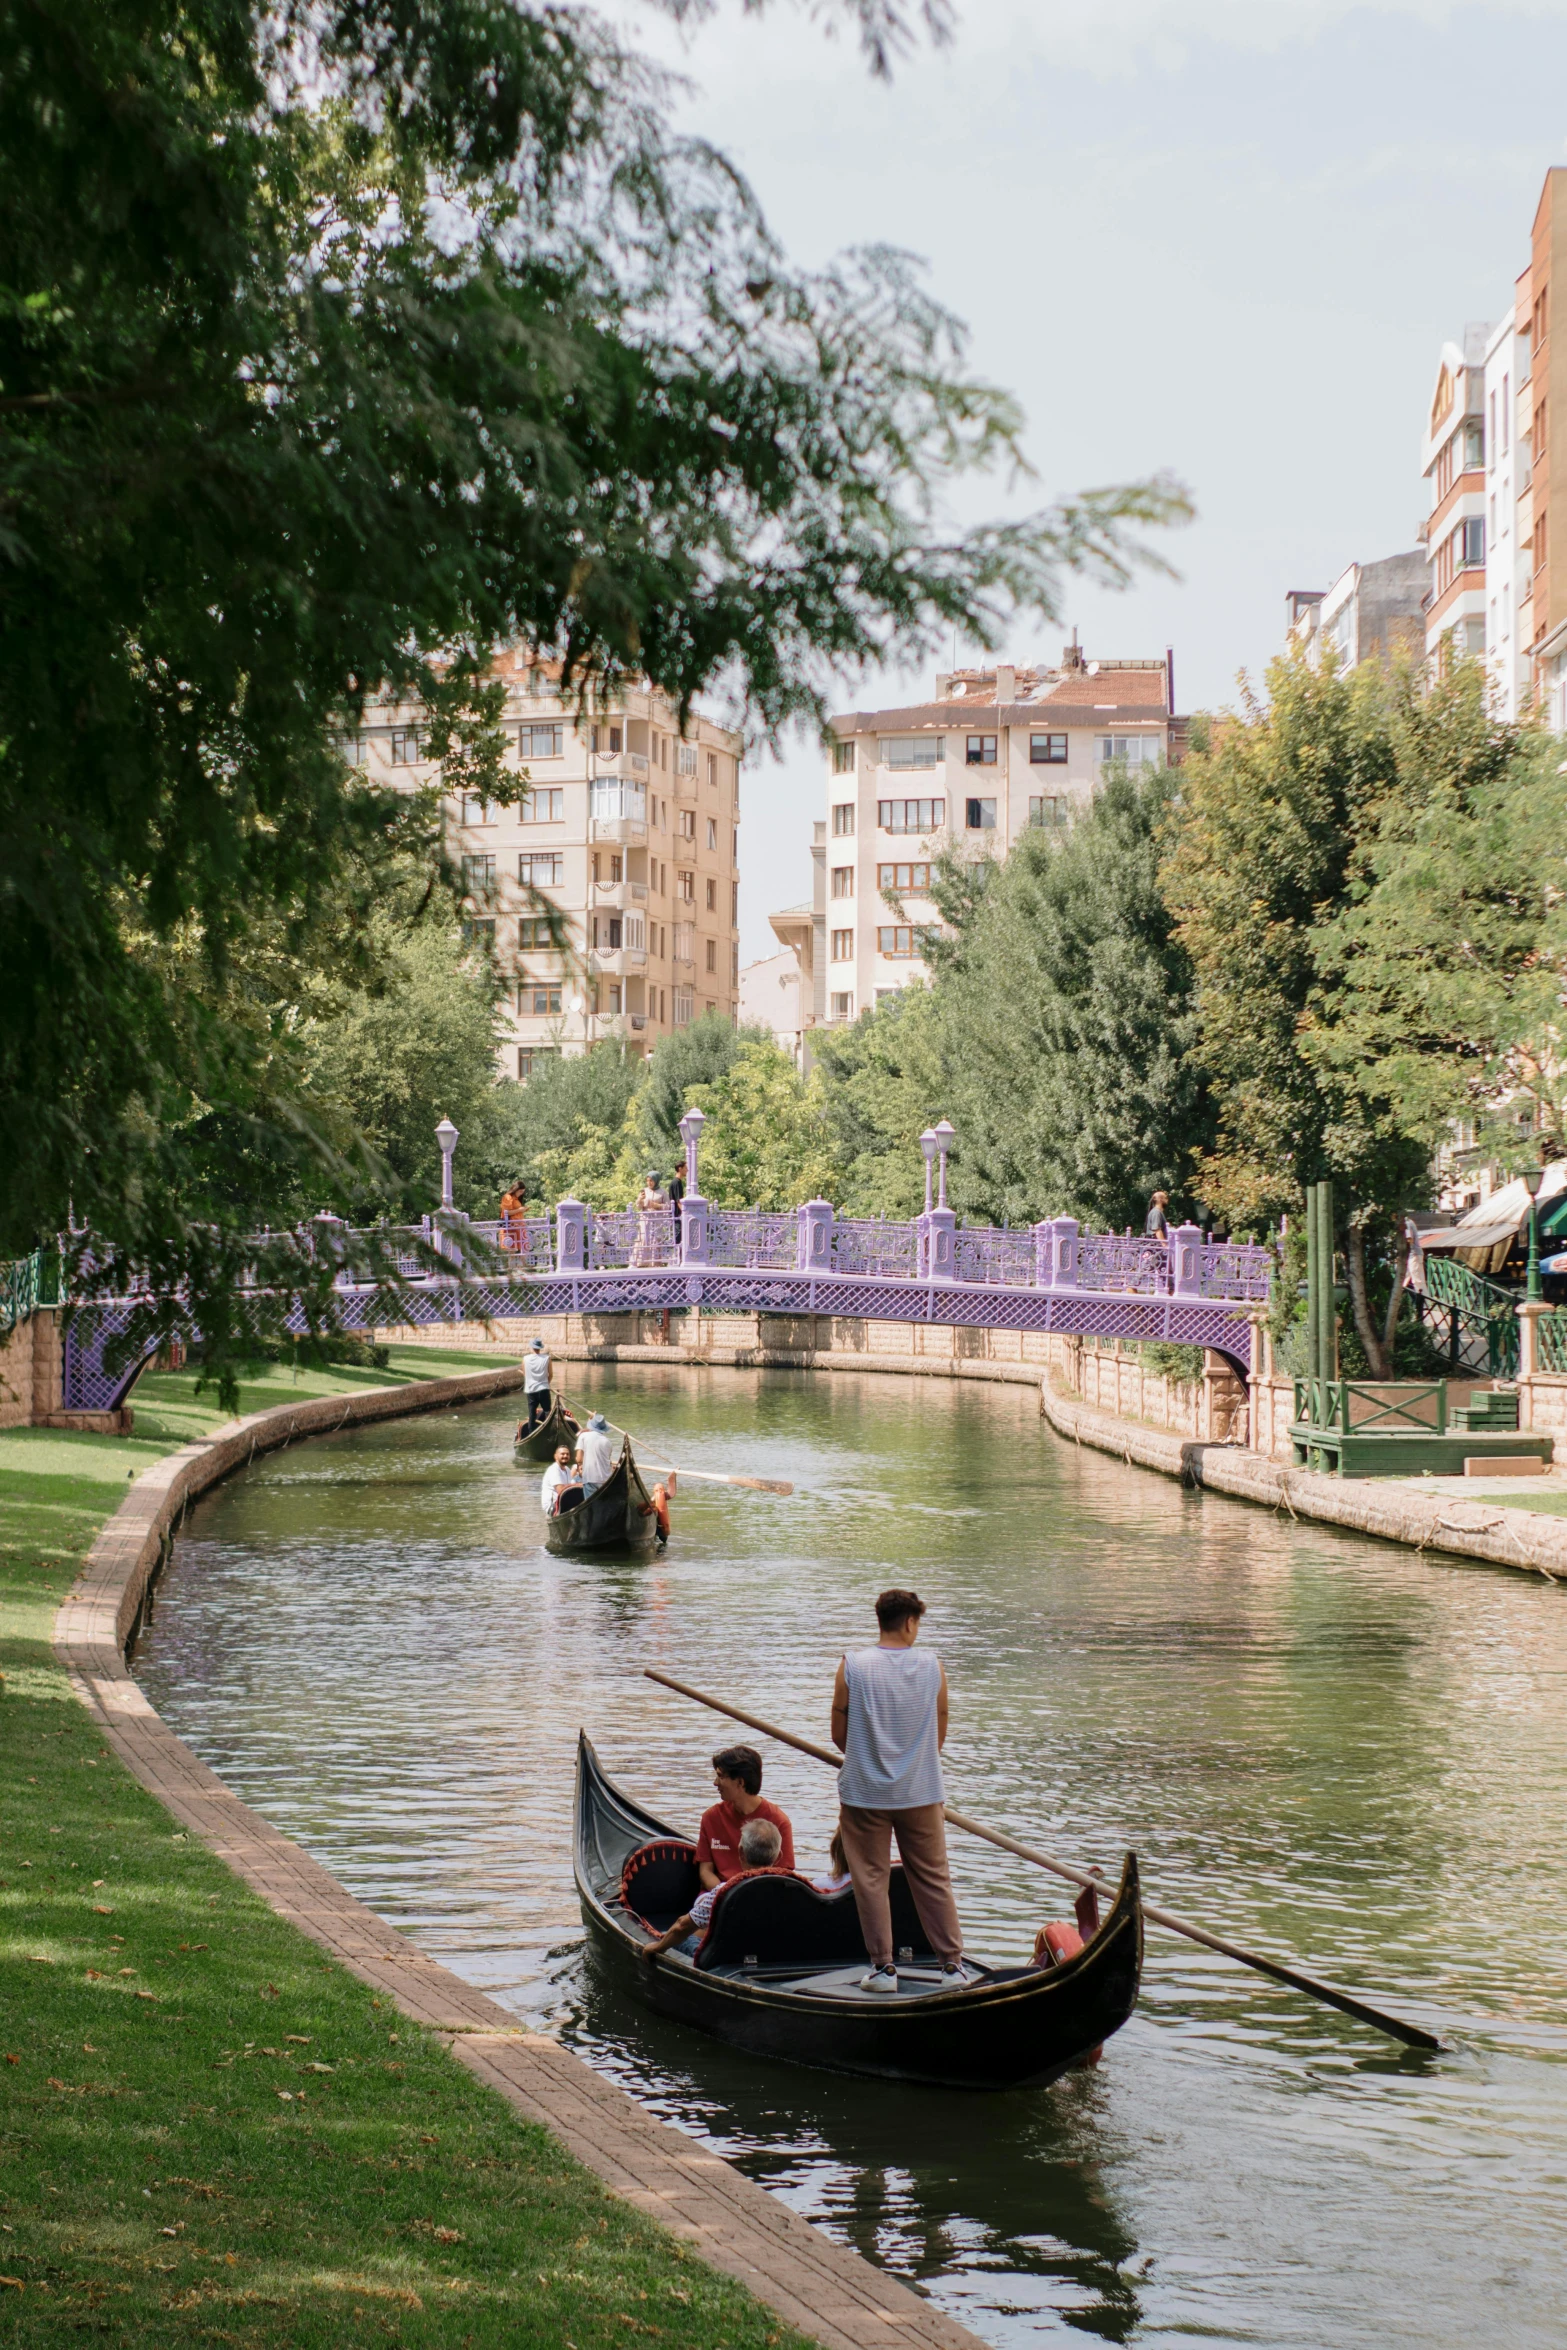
[621,1839,702,1929]
[694,1865,936,1973]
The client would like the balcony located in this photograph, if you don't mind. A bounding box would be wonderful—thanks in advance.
[590,879,648,907]
[592,752,649,780]
[674,833,698,864]
[674,772,699,800]
[588,946,648,977]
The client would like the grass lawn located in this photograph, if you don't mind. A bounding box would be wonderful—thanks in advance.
[0,1355,814,2348]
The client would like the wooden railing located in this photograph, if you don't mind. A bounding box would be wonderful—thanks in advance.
[1292,1378,1447,1434]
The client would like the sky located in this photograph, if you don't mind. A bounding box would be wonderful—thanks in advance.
[613,0,1567,960]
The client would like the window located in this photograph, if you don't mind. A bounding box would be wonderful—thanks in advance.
[589,779,645,823]
[1029,732,1068,763]
[518,914,560,949]
[707,752,719,787]
[518,1047,559,1079]
[832,739,856,773]
[591,725,623,755]
[832,803,856,836]
[608,983,622,1014]
[625,912,646,951]
[462,853,496,892]
[519,852,563,887]
[1490,389,1497,470]
[525,787,565,822]
[830,991,853,1020]
[877,925,928,958]
[705,876,717,911]
[878,735,945,768]
[517,724,563,759]
[595,914,623,951]
[462,916,495,950]
[523,984,562,1016]
[1029,795,1069,827]
[678,868,695,902]
[877,862,930,892]
[705,938,718,972]
[459,792,493,826]
[831,865,855,898]
[674,988,694,1027]
[678,742,697,774]
[1096,736,1160,767]
[965,796,996,830]
[878,797,945,833]
[673,922,694,960]
[965,734,997,766]
[1463,420,1484,472]
[706,818,718,850]
[732,880,739,923]
[678,807,696,839]
[340,734,367,767]
[390,726,424,764]
[1461,516,1485,569]
[1503,370,1511,454]
[831,928,854,960]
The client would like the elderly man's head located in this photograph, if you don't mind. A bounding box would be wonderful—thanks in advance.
[738,1818,783,1871]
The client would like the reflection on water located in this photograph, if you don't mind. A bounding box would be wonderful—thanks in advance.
[137,1366,1567,2347]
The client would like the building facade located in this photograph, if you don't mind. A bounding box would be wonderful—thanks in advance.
[366,645,742,1076]
[1522,170,1567,728]
[1285,554,1426,671]
[819,646,1175,1022]
[1422,326,1490,672]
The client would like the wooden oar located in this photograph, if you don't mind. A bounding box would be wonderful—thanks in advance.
[642,1668,1444,2054]
[575,1408,793,1496]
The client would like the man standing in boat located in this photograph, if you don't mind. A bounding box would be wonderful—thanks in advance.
[519,1336,552,1437]
[575,1411,616,1498]
[832,1588,970,1991]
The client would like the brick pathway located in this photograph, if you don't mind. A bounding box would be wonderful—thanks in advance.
[53,1370,987,2350]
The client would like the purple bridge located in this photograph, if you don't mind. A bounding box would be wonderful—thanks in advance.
[60,1113,1271,1411]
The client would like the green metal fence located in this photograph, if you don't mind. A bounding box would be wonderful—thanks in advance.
[1292,1377,1448,1434]
[1421,1253,1520,1378]
[0,1248,60,1339]
[1535,1311,1567,1374]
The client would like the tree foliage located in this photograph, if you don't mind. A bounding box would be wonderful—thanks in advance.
[2,0,1189,1365]
[685,1041,838,1209]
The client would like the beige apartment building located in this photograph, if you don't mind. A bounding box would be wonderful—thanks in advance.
[364,645,742,1075]
[811,645,1176,1024]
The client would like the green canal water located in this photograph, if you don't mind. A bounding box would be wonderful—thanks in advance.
[136,1365,1567,2347]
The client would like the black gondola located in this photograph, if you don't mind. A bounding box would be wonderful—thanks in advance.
[544,1441,664,1557]
[514,1393,581,1462]
[573,1733,1143,2089]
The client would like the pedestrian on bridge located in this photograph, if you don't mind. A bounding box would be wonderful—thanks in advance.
[1145,1190,1170,1245]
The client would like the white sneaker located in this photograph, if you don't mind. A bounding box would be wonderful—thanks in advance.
[941,1958,977,1985]
[859,1964,899,1992]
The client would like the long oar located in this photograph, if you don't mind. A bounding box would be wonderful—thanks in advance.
[577,1408,792,1496]
[642,1668,1444,2054]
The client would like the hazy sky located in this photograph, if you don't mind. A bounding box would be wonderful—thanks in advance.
[619,0,1567,958]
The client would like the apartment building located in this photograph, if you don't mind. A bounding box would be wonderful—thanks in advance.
[1521,169,1567,728]
[365,645,743,1076]
[1421,325,1490,672]
[1285,554,1426,671]
[819,644,1176,1022]
[1483,303,1531,719]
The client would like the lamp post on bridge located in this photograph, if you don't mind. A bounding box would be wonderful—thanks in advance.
[435,1117,459,1212]
[677,1106,710,1265]
[932,1120,955,1210]
[918,1118,957,1279]
[919,1127,938,1214]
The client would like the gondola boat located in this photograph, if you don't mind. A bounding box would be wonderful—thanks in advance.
[514,1393,581,1463]
[544,1441,664,1558]
[573,1733,1143,2089]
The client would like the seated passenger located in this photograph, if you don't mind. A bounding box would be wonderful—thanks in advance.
[639,1818,784,1961]
[696,1744,795,1889]
[812,1826,852,1895]
[540,1444,580,1516]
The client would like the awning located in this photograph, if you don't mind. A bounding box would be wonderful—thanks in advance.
[1418,1224,1520,1254]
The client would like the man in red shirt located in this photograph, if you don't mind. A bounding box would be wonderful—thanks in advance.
[695,1745,794,1888]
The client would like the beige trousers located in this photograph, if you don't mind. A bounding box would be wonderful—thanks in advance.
[838,1801,963,1967]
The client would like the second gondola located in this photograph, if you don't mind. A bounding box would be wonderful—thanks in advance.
[515,1393,580,1463]
[544,1439,665,1557]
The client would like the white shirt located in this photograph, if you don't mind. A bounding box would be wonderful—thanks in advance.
[540,1462,576,1514]
[523,1351,551,1393]
[577,1428,616,1486]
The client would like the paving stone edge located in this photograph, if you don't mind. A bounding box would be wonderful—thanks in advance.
[1039,1377,1567,1584]
[50,1363,989,2350]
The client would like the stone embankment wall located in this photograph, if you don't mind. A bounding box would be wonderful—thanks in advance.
[0,1306,62,1432]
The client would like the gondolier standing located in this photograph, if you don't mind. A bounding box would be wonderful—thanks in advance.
[518,1336,552,1437]
[832,1588,969,1992]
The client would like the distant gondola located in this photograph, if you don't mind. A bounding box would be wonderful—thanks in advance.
[544,1441,664,1558]
[572,1733,1142,2089]
[514,1393,580,1463]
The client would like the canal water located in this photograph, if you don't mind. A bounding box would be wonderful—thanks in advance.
[137,1366,1567,2348]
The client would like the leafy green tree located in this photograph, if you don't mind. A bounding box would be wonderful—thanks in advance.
[812,984,949,1215]
[2,0,1188,1394]
[464,1042,642,1211]
[685,1041,839,1209]
[928,764,1210,1227]
[637,1012,767,1165]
